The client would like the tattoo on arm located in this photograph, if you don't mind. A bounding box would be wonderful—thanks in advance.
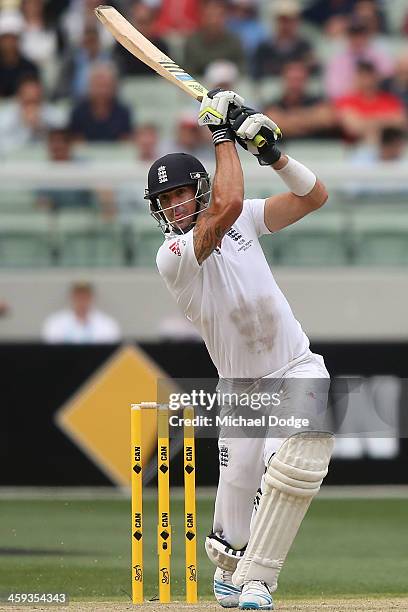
[193,211,226,265]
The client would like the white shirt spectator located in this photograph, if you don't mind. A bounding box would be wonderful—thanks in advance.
[62,0,114,51]
[21,25,57,68]
[42,309,121,344]
[0,102,65,154]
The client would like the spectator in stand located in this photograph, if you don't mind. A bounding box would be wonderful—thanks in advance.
[376,127,406,161]
[302,0,357,37]
[0,75,64,155]
[252,0,318,79]
[0,10,39,98]
[204,59,239,92]
[0,300,10,317]
[42,281,121,344]
[183,0,245,77]
[69,62,132,142]
[203,58,260,118]
[303,0,387,38]
[36,128,96,212]
[325,18,394,100]
[54,24,109,100]
[352,0,388,36]
[134,123,160,162]
[352,126,407,164]
[115,123,163,224]
[46,128,74,162]
[20,0,57,70]
[263,60,337,140]
[114,1,169,76]
[61,0,116,52]
[165,111,211,159]
[41,1,70,28]
[384,51,408,111]
[335,61,405,144]
[226,0,267,54]
[153,0,200,35]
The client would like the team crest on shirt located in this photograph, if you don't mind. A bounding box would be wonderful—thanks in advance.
[227,227,242,242]
[226,226,253,251]
[169,240,181,256]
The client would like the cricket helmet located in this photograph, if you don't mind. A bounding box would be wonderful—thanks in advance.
[144,152,211,235]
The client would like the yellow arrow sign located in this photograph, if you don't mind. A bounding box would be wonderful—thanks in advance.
[55,345,177,486]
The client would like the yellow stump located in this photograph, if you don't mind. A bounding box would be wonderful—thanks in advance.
[131,405,144,604]
[157,406,171,603]
[184,407,198,603]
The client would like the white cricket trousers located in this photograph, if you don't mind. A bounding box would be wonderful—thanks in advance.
[212,350,330,550]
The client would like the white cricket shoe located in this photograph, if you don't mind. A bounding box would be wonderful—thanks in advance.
[239,580,274,610]
[214,566,241,608]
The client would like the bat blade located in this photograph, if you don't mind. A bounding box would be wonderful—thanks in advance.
[95,5,207,101]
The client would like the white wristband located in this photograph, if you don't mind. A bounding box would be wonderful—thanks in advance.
[274,156,317,196]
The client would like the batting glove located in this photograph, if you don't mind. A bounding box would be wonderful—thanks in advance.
[229,106,283,165]
[198,88,244,146]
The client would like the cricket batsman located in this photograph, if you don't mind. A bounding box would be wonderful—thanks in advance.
[145,89,334,610]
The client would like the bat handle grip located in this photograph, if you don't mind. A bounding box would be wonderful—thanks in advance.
[252,134,266,148]
[197,97,267,147]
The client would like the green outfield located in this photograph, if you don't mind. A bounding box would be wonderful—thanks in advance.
[1,493,408,603]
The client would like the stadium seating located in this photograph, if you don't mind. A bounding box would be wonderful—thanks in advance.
[262,210,350,266]
[121,76,184,138]
[0,214,53,267]
[0,189,37,213]
[351,208,408,266]
[0,192,408,268]
[56,214,124,267]
[131,215,163,267]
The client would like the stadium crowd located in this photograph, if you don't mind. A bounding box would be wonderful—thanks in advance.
[0,0,407,154]
[0,0,407,223]
[0,1,407,340]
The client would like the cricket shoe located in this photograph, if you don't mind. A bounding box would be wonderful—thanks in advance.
[239,580,274,610]
[214,566,241,608]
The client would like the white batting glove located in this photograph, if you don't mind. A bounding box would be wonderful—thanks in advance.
[229,106,282,165]
[198,88,245,127]
[235,113,281,143]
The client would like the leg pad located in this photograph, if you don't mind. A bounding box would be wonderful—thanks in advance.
[232,432,334,590]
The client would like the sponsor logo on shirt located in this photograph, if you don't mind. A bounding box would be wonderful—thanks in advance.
[238,239,253,253]
[169,240,181,256]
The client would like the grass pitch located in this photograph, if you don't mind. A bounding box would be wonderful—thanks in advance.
[1,493,408,605]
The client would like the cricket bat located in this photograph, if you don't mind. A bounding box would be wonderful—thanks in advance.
[95,5,207,101]
[94,5,265,145]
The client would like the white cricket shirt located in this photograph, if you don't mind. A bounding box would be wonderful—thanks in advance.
[156,199,309,378]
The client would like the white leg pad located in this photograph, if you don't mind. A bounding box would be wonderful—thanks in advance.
[232,431,334,590]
